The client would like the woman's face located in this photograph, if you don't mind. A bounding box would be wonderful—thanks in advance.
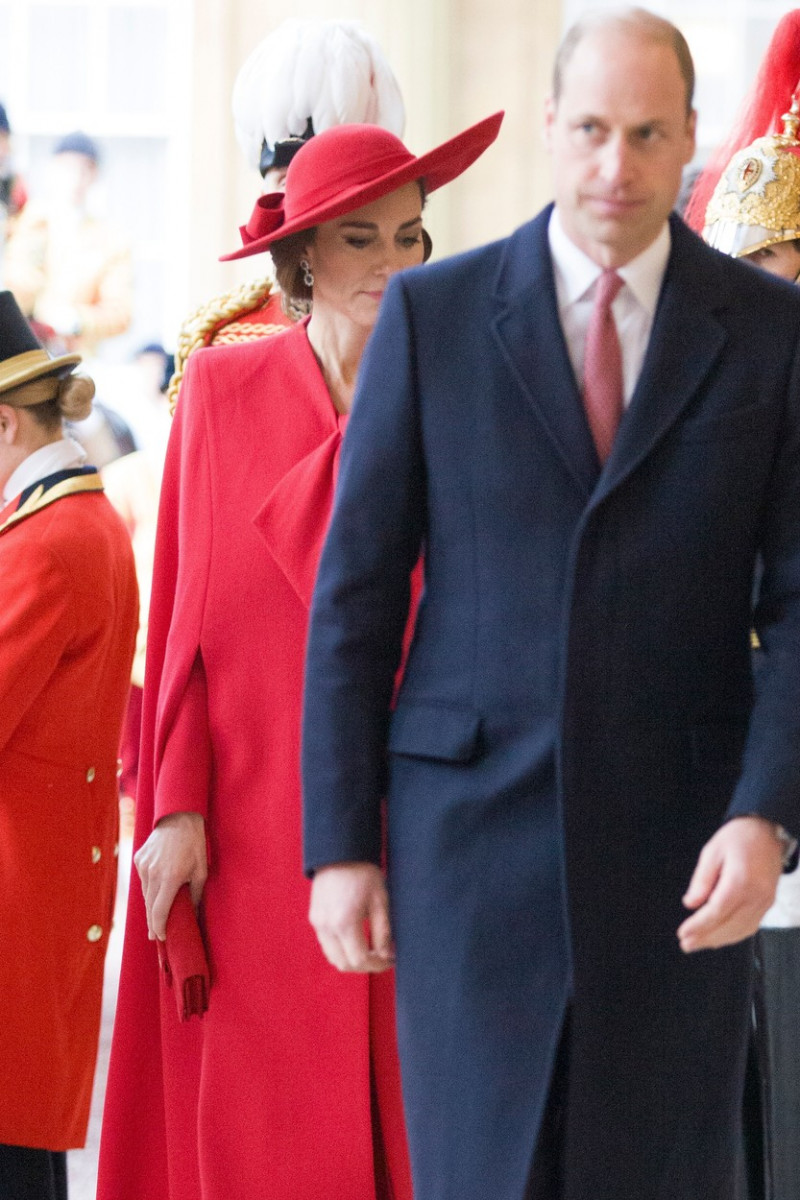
[304,182,424,330]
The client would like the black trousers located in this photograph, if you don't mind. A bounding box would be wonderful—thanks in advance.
[742,927,800,1200]
[524,1014,571,1200]
[0,1144,68,1200]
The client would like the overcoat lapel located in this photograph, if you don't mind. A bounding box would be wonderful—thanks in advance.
[592,216,728,507]
[490,210,600,499]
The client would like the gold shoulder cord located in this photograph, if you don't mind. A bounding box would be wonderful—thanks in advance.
[167,277,278,415]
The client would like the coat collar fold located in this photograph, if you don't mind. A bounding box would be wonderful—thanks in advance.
[490,206,600,498]
[252,424,345,608]
[590,216,728,507]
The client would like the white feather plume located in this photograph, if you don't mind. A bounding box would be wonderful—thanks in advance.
[231,19,405,172]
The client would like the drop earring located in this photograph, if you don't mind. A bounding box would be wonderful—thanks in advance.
[300,258,314,288]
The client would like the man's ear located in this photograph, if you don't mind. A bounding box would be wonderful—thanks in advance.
[0,404,21,445]
[543,95,556,153]
[684,108,698,165]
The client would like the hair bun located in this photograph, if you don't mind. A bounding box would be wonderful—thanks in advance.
[57,373,95,422]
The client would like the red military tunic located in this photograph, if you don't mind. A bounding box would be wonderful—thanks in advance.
[0,468,138,1150]
[99,322,413,1200]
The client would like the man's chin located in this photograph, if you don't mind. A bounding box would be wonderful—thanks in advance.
[575,211,666,263]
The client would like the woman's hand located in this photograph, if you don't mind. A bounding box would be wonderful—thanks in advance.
[134,811,208,941]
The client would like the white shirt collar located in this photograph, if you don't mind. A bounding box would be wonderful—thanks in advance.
[548,207,671,316]
[3,436,87,504]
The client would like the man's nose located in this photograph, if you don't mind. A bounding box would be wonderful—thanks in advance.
[598,134,633,184]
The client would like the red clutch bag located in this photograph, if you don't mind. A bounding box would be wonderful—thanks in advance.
[157,884,210,1020]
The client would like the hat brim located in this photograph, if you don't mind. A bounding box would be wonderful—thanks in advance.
[0,349,82,396]
[221,111,503,261]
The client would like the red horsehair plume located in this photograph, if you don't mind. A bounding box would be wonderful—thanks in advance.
[684,10,800,232]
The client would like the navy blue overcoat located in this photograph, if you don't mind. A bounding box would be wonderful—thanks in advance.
[303,208,800,1200]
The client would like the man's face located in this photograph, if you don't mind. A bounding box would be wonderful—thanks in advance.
[544,27,696,267]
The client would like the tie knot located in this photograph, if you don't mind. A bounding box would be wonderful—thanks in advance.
[595,270,624,308]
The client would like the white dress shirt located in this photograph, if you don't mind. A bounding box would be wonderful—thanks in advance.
[548,207,671,405]
[762,873,800,928]
[3,435,87,504]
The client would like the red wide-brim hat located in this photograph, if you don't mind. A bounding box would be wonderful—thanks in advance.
[220,110,503,261]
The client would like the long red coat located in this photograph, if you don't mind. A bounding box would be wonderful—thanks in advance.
[0,468,138,1151]
[99,323,413,1200]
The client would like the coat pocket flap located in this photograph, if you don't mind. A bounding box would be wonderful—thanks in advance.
[388,703,482,762]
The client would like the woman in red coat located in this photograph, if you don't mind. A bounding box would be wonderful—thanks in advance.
[98,115,501,1200]
[0,291,138,1200]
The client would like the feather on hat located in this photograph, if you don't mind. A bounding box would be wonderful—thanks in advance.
[232,20,405,175]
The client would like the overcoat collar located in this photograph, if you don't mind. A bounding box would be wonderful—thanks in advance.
[0,466,103,536]
[489,206,728,503]
[592,214,728,507]
[490,205,599,497]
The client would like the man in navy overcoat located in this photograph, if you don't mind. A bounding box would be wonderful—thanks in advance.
[301,9,800,1200]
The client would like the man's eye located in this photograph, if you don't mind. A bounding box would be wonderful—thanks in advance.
[573,122,603,144]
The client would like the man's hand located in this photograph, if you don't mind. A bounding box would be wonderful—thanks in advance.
[678,815,784,953]
[309,862,394,973]
[134,811,208,942]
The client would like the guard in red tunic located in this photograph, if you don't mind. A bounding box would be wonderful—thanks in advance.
[0,291,138,1200]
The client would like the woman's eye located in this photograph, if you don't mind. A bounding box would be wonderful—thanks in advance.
[345,237,371,249]
[400,235,422,249]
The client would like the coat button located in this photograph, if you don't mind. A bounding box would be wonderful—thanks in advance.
[86,925,103,942]
[86,766,96,783]
[91,846,102,864]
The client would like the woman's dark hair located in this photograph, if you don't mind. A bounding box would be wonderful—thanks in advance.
[269,227,317,314]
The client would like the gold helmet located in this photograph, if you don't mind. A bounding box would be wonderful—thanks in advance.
[703,93,800,258]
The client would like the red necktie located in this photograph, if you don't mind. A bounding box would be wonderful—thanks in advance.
[583,270,624,463]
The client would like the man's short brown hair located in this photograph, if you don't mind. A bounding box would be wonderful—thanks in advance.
[552,7,695,117]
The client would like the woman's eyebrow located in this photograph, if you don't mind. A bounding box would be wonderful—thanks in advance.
[338,216,423,231]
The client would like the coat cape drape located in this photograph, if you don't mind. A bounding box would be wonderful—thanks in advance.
[98,323,412,1200]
